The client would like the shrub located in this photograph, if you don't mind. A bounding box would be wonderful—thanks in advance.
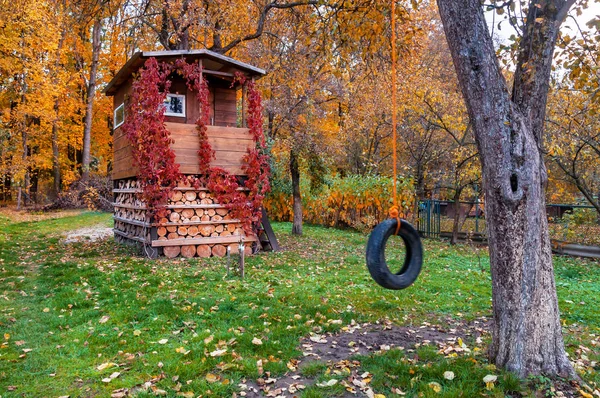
[264,174,414,232]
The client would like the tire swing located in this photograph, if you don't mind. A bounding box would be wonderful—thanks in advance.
[366,0,423,290]
[366,215,423,290]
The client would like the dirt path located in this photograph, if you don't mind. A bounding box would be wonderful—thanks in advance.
[241,317,490,397]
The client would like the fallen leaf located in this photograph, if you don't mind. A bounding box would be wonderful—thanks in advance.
[317,379,338,387]
[133,330,141,336]
[210,348,227,357]
[428,382,442,393]
[175,347,190,355]
[43,308,50,313]
[443,371,455,380]
[205,373,220,383]
[97,362,117,371]
[310,335,327,343]
[252,337,263,345]
[99,316,110,324]
[204,335,214,344]
[578,390,593,398]
[483,374,497,390]
[158,339,168,345]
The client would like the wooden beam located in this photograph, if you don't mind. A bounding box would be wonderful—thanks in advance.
[152,235,258,247]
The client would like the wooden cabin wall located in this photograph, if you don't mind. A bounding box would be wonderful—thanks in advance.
[113,80,136,180]
[167,122,253,175]
[112,75,242,180]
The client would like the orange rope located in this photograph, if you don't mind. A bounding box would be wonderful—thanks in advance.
[389,0,402,235]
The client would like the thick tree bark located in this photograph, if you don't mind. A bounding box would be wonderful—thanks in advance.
[81,19,101,181]
[437,0,575,377]
[290,149,303,235]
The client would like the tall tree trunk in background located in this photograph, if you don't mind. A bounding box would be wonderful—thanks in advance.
[290,149,303,235]
[437,0,576,377]
[52,24,66,197]
[81,19,101,181]
[52,110,61,196]
[450,186,463,245]
[17,130,27,210]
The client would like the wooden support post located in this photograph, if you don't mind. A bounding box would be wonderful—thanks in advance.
[261,208,281,252]
[238,241,245,278]
[144,225,159,259]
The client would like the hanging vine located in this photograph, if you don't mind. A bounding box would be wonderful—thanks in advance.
[121,58,181,219]
[123,57,270,235]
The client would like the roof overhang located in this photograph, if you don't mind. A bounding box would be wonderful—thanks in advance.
[105,49,266,96]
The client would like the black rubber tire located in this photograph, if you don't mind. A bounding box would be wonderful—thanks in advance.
[366,218,423,290]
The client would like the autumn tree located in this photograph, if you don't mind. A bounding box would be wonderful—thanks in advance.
[436,0,579,376]
[545,19,600,215]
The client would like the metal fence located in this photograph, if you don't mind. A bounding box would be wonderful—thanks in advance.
[417,199,600,258]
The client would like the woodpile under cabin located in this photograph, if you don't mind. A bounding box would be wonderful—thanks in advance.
[105,50,276,258]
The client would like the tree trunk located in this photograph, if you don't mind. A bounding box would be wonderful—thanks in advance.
[450,187,463,245]
[437,0,575,377]
[17,130,28,210]
[290,149,302,235]
[52,115,61,196]
[81,19,101,181]
[52,25,66,197]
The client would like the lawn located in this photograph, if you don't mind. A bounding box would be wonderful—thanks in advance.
[0,211,599,397]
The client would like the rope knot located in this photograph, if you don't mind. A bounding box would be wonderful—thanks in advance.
[388,205,403,235]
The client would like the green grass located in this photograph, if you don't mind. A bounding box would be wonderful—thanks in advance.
[0,212,599,397]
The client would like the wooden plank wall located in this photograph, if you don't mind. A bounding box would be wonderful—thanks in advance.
[168,122,252,175]
[214,87,237,127]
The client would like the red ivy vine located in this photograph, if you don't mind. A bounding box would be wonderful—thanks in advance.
[123,57,270,235]
[121,58,181,219]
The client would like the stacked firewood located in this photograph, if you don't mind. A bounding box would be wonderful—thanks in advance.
[157,190,253,259]
[114,220,150,242]
[112,178,256,259]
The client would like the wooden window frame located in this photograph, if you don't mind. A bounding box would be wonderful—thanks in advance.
[163,93,186,117]
[114,103,125,129]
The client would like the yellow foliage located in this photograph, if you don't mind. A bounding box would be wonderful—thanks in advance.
[265,175,414,231]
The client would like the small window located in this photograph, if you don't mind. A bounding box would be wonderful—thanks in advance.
[114,103,125,128]
[163,93,186,117]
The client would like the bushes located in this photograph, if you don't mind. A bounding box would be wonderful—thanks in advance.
[264,174,414,231]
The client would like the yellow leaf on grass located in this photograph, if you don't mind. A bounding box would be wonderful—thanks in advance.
[578,390,593,398]
[205,373,220,383]
[3,333,9,341]
[428,382,442,393]
[96,362,117,371]
[483,374,497,390]
[133,330,141,336]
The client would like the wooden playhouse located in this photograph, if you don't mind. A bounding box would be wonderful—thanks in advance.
[105,50,276,258]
